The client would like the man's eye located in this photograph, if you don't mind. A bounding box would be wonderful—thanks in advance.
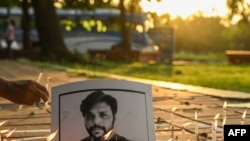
[85,114,94,119]
[100,113,108,118]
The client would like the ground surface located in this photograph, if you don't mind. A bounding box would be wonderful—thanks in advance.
[0,59,249,141]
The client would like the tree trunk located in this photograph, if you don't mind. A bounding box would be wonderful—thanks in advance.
[118,0,131,50]
[21,0,32,50]
[31,0,83,62]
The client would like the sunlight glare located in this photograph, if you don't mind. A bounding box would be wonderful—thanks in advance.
[140,0,228,19]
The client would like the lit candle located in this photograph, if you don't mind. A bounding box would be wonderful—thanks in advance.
[241,110,247,125]
[223,101,227,120]
[194,111,198,136]
[45,129,58,141]
[222,117,227,141]
[171,107,177,138]
[36,72,43,82]
[0,130,9,141]
[212,120,217,141]
[181,127,185,141]
[182,122,191,141]
[44,77,51,108]
[212,114,219,141]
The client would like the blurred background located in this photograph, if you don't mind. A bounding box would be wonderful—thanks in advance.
[1,0,250,93]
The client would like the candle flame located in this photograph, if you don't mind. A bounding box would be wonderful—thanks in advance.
[46,129,58,141]
[214,113,220,120]
[171,107,177,112]
[0,129,9,134]
[182,122,191,127]
[36,72,43,82]
[103,129,113,140]
[0,120,8,126]
[213,120,218,130]
[5,128,16,138]
[223,101,227,109]
[222,117,227,126]
[242,110,247,120]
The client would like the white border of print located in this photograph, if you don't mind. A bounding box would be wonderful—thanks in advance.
[51,79,155,141]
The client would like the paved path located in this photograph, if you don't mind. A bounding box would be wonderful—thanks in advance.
[0,60,250,141]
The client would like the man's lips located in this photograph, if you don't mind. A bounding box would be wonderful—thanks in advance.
[92,128,104,134]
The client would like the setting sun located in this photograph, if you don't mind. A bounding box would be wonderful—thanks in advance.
[140,0,228,19]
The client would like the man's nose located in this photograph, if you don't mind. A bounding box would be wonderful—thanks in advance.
[94,116,102,125]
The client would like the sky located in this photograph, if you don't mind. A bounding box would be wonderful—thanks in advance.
[140,0,229,19]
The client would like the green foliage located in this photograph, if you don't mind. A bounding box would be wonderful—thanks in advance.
[62,0,113,9]
[169,16,228,53]
[226,0,250,24]
[174,51,227,62]
[0,0,21,7]
[223,23,250,50]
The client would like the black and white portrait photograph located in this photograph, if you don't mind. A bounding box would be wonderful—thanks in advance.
[51,79,155,141]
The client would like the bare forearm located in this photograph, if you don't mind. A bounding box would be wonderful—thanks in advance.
[0,77,49,105]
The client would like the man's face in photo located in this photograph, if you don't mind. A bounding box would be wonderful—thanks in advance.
[84,102,114,139]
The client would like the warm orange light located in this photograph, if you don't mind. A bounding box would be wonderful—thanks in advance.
[46,129,58,141]
[0,129,9,134]
[223,101,227,109]
[140,0,228,19]
[103,129,113,140]
[0,120,8,126]
[242,110,247,120]
[213,113,220,120]
[5,128,16,138]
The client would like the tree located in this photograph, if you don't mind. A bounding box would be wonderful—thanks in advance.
[226,0,250,24]
[21,0,32,50]
[31,0,83,62]
[62,0,143,51]
[226,0,250,50]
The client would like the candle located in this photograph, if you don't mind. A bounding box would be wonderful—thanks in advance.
[46,129,58,141]
[0,129,9,141]
[223,101,227,120]
[212,120,217,141]
[36,72,43,82]
[241,110,247,125]
[44,77,51,108]
[0,121,8,126]
[194,111,198,136]
[5,128,16,139]
[182,122,191,141]
[171,107,177,138]
[222,117,227,141]
[181,128,185,141]
[212,114,219,141]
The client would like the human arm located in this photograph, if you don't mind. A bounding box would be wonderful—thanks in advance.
[0,77,49,105]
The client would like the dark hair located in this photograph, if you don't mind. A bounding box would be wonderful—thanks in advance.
[80,90,118,117]
[9,19,15,27]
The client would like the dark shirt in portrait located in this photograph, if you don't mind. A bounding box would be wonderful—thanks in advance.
[81,133,130,141]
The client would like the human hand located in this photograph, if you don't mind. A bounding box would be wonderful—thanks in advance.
[2,79,49,105]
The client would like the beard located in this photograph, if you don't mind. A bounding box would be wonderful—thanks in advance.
[87,125,107,141]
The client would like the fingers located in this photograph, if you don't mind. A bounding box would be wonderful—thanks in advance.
[23,81,49,105]
[35,82,49,97]
[36,87,49,102]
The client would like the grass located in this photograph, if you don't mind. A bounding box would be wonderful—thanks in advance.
[77,61,250,93]
[24,52,250,93]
